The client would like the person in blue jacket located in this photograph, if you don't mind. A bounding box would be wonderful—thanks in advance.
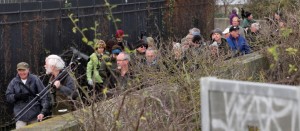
[226,26,251,57]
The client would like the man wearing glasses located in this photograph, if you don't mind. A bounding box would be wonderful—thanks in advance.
[116,52,131,90]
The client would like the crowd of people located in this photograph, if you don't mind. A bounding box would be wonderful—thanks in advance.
[5,8,286,129]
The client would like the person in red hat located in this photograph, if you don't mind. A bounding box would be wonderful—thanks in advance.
[115,29,129,50]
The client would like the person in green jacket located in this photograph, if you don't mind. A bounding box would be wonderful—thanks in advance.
[242,11,256,30]
[86,40,108,95]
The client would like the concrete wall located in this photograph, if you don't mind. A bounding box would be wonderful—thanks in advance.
[214,18,266,31]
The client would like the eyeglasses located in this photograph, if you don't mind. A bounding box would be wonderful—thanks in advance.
[117,58,128,61]
[138,45,148,48]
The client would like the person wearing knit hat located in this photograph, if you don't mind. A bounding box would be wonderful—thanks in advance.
[94,40,106,51]
[134,39,148,54]
[86,39,109,94]
[210,28,230,57]
[115,29,130,50]
[242,11,256,29]
[212,28,223,36]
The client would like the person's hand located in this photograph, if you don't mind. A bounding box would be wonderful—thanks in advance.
[37,114,44,122]
[54,81,61,89]
[14,93,29,100]
[88,80,93,86]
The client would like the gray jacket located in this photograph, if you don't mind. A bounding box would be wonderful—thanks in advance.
[6,74,51,122]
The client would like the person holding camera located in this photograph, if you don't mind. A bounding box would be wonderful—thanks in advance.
[6,62,51,129]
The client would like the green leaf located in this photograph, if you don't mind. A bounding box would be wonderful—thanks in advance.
[68,13,74,18]
[267,45,279,61]
[105,2,110,6]
[111,5,117,9]
[107,15,111,21]
[94,21,99,26]
[90,27,96,31]
[115,18,121,22]
[280,28,293,38]
[72,27,77,33]
[82,37,88,43]
[286,47,298,55]
[116,120,122,129]
[96,33,102,36]
[140,116,146,121]
[88,41,94,46]
[82,28,88,32]
[74,18,79,23]
[288,64,298,74]
[93,39,99,43]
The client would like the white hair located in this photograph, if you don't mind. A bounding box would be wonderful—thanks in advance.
[251,23,260,30]
[189,27,200,34]
[119,52,131,62]
[173,42,181,49]
[45,54,65,70]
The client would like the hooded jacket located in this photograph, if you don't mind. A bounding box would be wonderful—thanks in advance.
[86,52,109,83]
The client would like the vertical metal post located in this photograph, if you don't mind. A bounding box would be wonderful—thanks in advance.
[41,0,44,48]
[19,1,23,47]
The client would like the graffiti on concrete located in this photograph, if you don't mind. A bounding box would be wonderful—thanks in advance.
[201,77,300,131]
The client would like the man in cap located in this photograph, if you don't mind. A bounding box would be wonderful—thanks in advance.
[226,26,251,57]
[223,27,230,38]
[6,62,51,129]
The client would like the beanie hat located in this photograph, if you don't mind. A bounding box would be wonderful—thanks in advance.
[192,32,201,36]
[115,29,124,38]
[112,49,122,54]
[94,40,106,50]
[212,28,223,35]
[245,11,252,18]
[112,44,122,51]
[134,40,148,49]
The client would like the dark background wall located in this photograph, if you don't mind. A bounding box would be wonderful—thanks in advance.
[0,0,165,128]
[0,0,215,129]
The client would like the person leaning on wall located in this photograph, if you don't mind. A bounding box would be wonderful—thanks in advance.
[6,62,51,129]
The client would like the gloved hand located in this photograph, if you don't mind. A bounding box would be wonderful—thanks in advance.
[88,80,94,86]
[14,93,29,100]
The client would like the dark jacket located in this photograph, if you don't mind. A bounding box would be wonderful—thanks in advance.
[214,38,230,56]
[50,73,78,114]
[226,35,251,56]
[6,74,51,122]
[99,58,119,89]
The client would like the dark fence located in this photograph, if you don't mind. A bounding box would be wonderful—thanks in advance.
[0,0,165,129]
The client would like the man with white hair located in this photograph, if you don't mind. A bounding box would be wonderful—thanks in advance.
[246,23,260,49]
[44,54,78,115]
